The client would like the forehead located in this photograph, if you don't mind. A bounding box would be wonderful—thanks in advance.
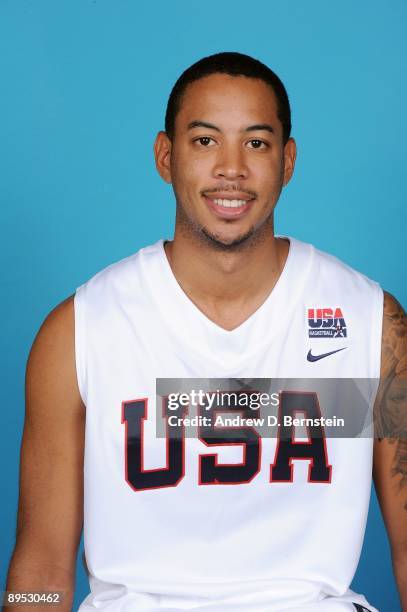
[175,73,280,133]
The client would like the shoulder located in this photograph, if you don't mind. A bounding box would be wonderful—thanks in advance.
[311,241,378,286]
[79,241,163,292]
[73,241,165,328]
[30,295,75,357]
[26,295,84,422]
[290,237,383,304]
[28,293,76,367]
[381,291,407,378]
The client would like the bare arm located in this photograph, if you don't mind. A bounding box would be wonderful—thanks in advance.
[4,296,85,611]
[373,291,407,610]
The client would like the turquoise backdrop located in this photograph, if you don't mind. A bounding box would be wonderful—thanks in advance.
[1,1,406,610]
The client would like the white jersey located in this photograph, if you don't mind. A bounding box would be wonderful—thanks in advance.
[75,237,383,612]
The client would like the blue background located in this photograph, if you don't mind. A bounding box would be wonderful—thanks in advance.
[1,1,406,610]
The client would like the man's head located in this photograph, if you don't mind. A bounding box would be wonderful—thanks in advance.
[154,52,296,251]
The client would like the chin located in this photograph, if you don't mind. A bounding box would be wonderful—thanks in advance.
[200,226,257,251]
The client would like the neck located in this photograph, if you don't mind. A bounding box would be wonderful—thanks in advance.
[164,221,289,309]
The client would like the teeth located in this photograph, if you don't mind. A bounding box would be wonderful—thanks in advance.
[213,198,248,208]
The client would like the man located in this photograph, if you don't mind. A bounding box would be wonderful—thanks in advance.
[5,52,406,611]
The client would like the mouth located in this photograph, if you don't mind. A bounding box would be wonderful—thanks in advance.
[202,194,255,219]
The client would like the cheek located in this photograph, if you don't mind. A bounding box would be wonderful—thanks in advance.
[172,146,201,175]
[170,155,206,207]
[175,155,212,193]
[188,152,213,174]
[252,160,284,189]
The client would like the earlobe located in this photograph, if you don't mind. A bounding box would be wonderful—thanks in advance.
[283,137,297,186]
[154,131,172,184]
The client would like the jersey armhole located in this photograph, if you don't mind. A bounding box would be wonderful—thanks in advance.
[371,283,384,380]
[74,284,88,406]
[367,283,384,413]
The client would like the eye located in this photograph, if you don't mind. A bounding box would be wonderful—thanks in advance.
[247,139,268,149]
[193,136,216,147]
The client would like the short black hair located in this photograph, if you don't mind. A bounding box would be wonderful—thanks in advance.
[165,51,292,144]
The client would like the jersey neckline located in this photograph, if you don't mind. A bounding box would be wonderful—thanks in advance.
[143,235,314,370]
[158,236,293,337]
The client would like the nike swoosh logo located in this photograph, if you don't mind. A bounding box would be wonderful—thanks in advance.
[307,348,347,362]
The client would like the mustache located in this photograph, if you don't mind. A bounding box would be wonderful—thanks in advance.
[201,185,257,198]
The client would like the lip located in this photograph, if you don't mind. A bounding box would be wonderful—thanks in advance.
[202,194,255,219]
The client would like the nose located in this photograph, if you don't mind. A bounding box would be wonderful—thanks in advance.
[212,143,249,180]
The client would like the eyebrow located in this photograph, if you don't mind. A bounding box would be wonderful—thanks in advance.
[187,120,274,134]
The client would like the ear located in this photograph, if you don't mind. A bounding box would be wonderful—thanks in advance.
[282,137,297,186]
[154,131,172,184]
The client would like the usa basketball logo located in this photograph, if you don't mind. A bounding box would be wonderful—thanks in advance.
[307,307,347,338]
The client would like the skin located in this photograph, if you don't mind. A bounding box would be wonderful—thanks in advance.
[5,297,84,611]
[154,74,296,330]
[373,293,407,608]
[5,73,407,610]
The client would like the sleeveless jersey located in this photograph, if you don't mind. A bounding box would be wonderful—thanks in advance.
[75,237,383,612]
